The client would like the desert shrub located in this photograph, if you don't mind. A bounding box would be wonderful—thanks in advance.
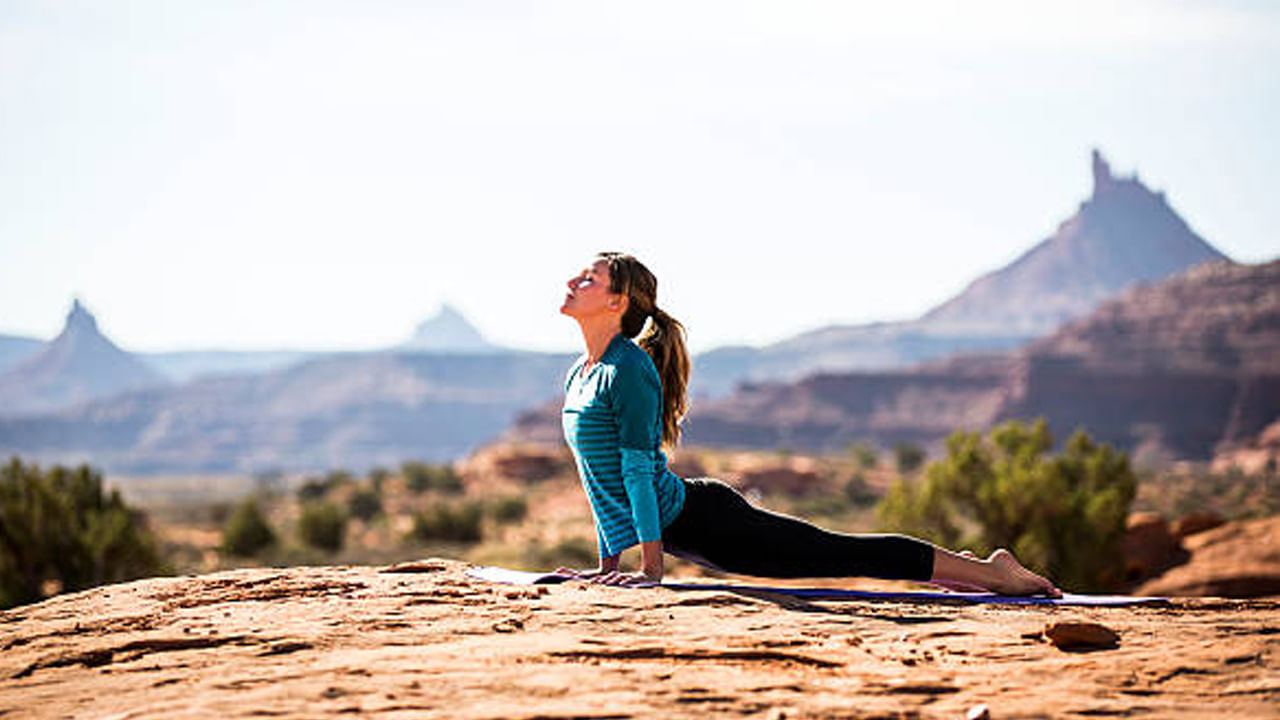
[222,499,277,558]
[0,457,166,609]
[368,466,390,492]
[297,503,347,552]
[843,472,878,507]
[296,470,355,503]
[850,442,878,470]
[894,442,926,474]
[325,469,354,487]
[348,489,382,522]
[409,501,483,543]
[490,495,528,524]
[296,477,330,502]
[876,419,1136,592]
[401,461,462,494]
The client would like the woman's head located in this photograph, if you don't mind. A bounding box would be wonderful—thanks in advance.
[565,252,691,449]
[596,252,660,337]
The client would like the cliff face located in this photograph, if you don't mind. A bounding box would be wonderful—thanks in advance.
[1,560,1276,719]
[1000,260,1280,457]
[1027,259,1280,375]
[684,260,1279,460]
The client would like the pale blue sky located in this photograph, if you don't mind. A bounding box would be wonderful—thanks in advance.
[2,1,1277,354]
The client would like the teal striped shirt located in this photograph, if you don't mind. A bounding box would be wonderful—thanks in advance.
[562,333,686,558]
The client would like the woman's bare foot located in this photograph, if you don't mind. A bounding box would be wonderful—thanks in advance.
[929,551,989,592]
[984,549,1061,597]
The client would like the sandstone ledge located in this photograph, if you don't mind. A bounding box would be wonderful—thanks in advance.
[1,560,1276,719]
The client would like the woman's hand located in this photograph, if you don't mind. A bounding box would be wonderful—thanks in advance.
[554,555,620,580]
[588,570,662,587]
[553,566,606,580]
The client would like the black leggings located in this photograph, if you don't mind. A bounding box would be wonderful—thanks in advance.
[662,478,935,581]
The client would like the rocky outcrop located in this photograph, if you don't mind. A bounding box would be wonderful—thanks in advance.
[693,150,1230,396]
[459,444,573,486]
[920,149,1227,337]
[1122,513,1190,584]
[1172,511,1227,540]
[1,560,1277,718]
[684,260,1279,460]
[400,303,501,354]
[1138,516,1280,599]
[0,300,167,417]
[1213,420,1280,475]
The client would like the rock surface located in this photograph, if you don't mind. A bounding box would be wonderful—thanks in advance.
[1122,512,1189,583]
[1138,516,1280,599]
[1,560,1277,718]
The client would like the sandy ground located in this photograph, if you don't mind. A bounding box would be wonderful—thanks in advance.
[0,559,1275,719]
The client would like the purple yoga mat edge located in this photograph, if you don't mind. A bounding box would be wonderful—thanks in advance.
[463,566,1168,606]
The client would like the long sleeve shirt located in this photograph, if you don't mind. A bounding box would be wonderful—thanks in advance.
[561,333,686,558]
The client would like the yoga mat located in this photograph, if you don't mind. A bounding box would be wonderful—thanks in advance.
[465,566,1168,606]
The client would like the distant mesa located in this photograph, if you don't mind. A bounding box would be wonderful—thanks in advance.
[0,299,168,417]
[918,148,1228,336]
[400,303,501,354]
[694,149,1231,396]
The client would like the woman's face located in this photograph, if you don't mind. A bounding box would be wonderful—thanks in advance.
[561,259,622,319]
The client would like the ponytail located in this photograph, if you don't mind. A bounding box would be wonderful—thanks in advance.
[637,307,690,449]
[597,252,692,450]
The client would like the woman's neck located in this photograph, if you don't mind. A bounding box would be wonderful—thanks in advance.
[577,318,621,367]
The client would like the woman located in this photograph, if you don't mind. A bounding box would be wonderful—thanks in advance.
[555,252,1061,597]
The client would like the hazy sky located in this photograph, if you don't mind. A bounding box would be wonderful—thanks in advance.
[2,1,1278,354]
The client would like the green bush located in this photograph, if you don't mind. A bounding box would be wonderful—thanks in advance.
[221,499,277,558]
[297,469,355,503]
[401,461,462,494]
[850,441,878,470]
[876,419,1136,592]
[368,466,390,493]
[297,503,347,552]
[409,501,483,543]
[348,489,383,522]
[894,442,926,474]
[0,457,166,609]
[296,476,330,502]
[842,472,878,507]
[490,495,528,524]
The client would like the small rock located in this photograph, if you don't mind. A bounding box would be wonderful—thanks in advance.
[967,703,991,720]
[1172,511,1226,539]
[380,559,450,574]
[492,618,524,633]
[1044,621,1119,650]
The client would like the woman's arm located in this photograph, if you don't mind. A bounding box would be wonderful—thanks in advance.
[608,359,668,585]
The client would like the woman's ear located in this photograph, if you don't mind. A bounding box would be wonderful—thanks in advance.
[608,294,628,315]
